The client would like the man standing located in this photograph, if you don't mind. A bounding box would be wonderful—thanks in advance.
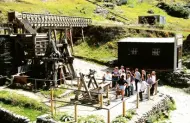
[135,68,141,91]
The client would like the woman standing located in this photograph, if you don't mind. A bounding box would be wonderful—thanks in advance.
[125,74,131,97]
[141,69,146,81]
[116,75,126,100]
[112,67,120,88]
[150,71,156,96]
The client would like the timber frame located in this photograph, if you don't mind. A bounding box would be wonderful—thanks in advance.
[0,11,92,88]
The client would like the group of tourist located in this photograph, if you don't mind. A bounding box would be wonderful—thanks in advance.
[102,66,157,101]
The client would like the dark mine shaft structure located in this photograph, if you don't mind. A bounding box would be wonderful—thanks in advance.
[0,11,92,88]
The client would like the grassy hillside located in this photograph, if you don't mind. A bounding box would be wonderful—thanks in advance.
[0,0,189,31]
[0,0,109,22]
[0,0,189,64]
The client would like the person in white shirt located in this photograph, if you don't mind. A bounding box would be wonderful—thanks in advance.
[103,71,112,81]
[119,65,125,75]
[120,71,126,80]
[125,74,131,97]
[135,68,141,91]
[138,78,148,101]
[112,67,120,88]
[103,71,112,87]
[150,71,156,96]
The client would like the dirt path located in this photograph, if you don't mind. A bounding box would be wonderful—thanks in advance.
[159,86,190,123]
[73,58,112,78]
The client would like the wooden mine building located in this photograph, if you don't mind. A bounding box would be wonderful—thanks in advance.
[118,35,183,71]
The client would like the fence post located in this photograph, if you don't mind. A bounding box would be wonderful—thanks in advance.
[106,86,109,98]
[136,93,139,109]
[74,103,78,122]
[50,87,54,117]
[148,85,150,100]
[54,88,56,115]
[77,77,80,87]
[34,79,37,92]
[107,109,110,123]
[122,101,126,117]
[100,93,103,108]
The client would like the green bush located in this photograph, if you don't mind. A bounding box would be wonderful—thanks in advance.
[157,2,190,19]
[127,109,136,115]
[78,115,105,123]
[146,115,157,123]
[166,100,176,111]
[112,116,128,123]
[112,109,135,122]
[0,91,48,111]
[40,88,66,98]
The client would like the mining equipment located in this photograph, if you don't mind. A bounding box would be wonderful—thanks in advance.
[0,11,92,89]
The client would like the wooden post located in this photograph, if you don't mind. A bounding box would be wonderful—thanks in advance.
[107,109,110,123]
[77,77,80,87]
[59,68,63,85]
[53,62,58,87]
[100,93,103,108]
[53,29,57,42]
[81,27,85,42]
[54,89,56,115]
[106,86,109,98]
[50,87,54,117]
[136,93,139,108]
[34,79,37,92]
[148,85,150,100]
[74,104,78,122]
[69,27,74,52]
[122,101,126,117]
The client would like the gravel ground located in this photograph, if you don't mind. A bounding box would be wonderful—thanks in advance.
[73,58,112,78]
[74,59,190,123]
[159,86,190,123]
[1,58,189,123]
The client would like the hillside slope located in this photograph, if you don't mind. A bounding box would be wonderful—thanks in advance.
[0,0,189,64]
[0,0,109,22]
[0,0,189,31]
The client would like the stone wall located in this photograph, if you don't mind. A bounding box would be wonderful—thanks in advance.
[36,114,57,123]
[0,107,30,123]
[135,95,174,123]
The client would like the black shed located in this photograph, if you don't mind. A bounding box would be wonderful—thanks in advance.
[138,15,166,25]
[118,36,183,71]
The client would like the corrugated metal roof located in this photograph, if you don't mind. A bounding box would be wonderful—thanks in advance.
[118,37,175,43]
